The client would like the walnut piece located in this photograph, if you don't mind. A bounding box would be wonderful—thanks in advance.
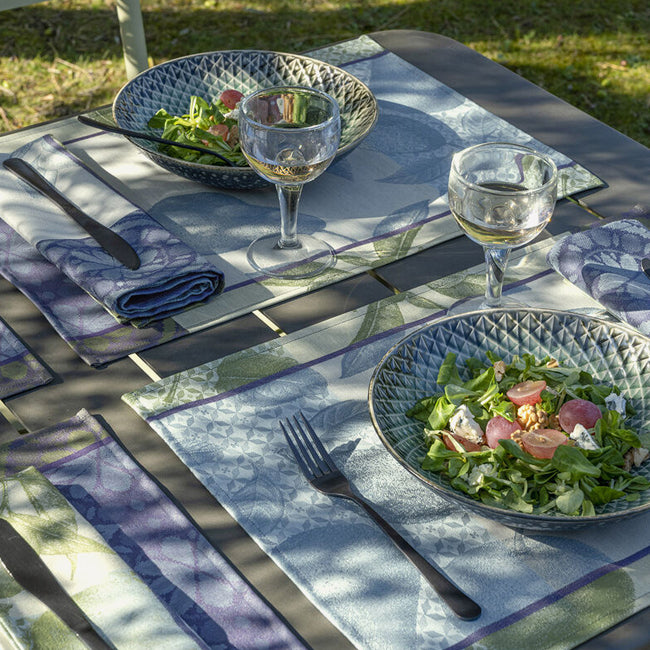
[493,360,507,382]
[624,447,650,471]
[516,403,550,431]
[511,429,524,447]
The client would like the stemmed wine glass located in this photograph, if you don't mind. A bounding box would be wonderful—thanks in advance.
[448,142,558,308]
[239,86,341,279]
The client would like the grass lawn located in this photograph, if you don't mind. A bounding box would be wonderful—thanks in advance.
[1,0,649,147]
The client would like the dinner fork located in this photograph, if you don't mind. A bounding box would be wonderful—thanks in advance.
[280,413,482,621]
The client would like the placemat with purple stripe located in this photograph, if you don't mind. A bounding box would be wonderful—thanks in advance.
[0,317,51,398]
[123,237,648,649]
[0,36,601,367]
[0,409,306,650]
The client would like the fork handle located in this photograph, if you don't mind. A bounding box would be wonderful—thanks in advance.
[342,490,481,620]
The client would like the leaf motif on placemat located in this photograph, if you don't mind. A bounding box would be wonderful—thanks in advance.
[1,470,114,582]
[350,299,404,345]
[0,570,21,600]
[0,360,29,381]
[374,226,422,261]
[215,353,299,393]
[31,609,84,649]
[259,266,350,288]
[431,271,485,301]
[403,293,443,311]
[342,304,405,378]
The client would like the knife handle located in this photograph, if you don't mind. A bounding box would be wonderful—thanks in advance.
[3,157,141,271]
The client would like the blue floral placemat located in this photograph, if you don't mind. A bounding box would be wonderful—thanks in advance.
[123,238,649,650]
[0,409,306,650]
[0,36,602,367]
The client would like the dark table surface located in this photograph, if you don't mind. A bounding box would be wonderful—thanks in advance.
[1,29,649,649]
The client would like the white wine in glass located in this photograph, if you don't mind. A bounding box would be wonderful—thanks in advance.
[239,86,341,279]
[448,142,558,307]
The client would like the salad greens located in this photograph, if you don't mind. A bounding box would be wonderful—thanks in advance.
[407,351,650,516]
[148,95,247,167]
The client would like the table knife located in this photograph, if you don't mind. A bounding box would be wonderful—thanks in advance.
[0,519,113,650]
[2,157,141,271]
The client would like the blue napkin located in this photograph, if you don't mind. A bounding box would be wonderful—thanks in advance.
[0,136,224,327]
[547,217,650,336]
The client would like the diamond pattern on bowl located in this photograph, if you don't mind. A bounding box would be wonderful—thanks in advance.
[113,50,378,190]
[368,308,650,530]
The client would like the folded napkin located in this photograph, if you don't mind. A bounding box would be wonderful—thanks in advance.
[0,135,224,327]
[0,466,205,649]
[547,217,650,336]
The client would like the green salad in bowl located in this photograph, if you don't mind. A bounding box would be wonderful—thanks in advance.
[148,90,247,167]
[112,50,378,189]
[368,308,650,531]
[408,351,650,518]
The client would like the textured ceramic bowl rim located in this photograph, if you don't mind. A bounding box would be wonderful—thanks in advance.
[112,49,378,181]
[368,307,650,530]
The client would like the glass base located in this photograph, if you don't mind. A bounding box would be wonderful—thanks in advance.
[247,233,336,279]
[447,295,525,316]
[480,296,526,311]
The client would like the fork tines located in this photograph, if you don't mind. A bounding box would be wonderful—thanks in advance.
[280,412,336,479]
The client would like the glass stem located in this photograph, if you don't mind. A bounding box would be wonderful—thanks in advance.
[277,184,303,249]
[484,247,511,307]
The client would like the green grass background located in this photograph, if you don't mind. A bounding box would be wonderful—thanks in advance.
[1,0,649,147]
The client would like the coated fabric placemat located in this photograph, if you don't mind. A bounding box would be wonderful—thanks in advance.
[0,410,306,650]
[123,239,649,649]
[0,466,205,649]
[0,318,51,399]
[0,36,601,367]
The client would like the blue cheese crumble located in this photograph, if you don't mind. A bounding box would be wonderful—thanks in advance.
[570,423,600,450]
[448,405,484,444]
[467,463,495,489]
[605,393,626,416]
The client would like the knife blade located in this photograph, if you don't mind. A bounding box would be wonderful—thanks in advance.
[0,519,113,649]
[2,157,141,271]
[642,258,650,280]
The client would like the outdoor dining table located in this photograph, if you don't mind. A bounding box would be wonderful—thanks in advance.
[0,28,649,649]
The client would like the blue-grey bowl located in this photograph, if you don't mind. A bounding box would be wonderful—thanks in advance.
[113,50,378,190]
[368,308,650,531]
